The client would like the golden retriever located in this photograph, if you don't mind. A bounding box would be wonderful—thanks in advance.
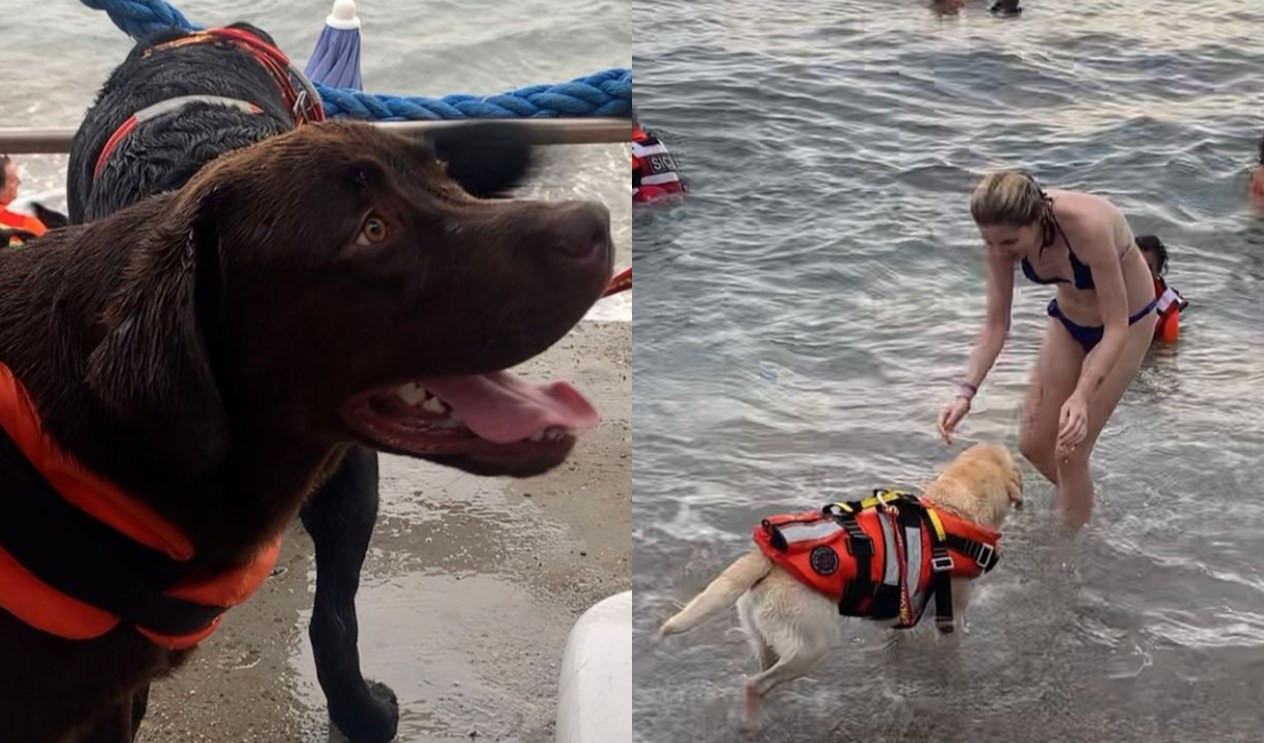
[658,443,1023,718]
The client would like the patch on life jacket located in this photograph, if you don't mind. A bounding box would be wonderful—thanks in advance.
[643,151,679,176]
[752,489,1002,632]
[810,545,839,575]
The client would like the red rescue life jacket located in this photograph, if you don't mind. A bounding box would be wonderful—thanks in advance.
[1152,275,1187,343]
[753,490,1002,631]
[0,362,281,649]
[0,207,48,247]
[632,126,685,203]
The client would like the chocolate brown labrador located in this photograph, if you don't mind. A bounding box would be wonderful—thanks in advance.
[0,120,612,743]
[63,21,540,743]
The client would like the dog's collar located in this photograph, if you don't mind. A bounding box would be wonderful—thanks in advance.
[92,27,327,184]
[0,361,281,649]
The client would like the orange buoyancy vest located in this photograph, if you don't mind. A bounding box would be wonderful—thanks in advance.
[0,207,48,246]
[0,362,281,649]
[1152,275,1187,343]
[752,490,1002,632]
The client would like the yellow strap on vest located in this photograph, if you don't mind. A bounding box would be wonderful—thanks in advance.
[924,507,948,541]
[834,488,910,514]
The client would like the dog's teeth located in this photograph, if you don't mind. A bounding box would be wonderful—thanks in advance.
[545,428,566,441]
[529,430,545,442]
[421,396,446,414]
[394,383,429,406]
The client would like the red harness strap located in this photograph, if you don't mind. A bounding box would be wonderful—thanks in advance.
[0,362,281,649]
[93,95,264,181]
[93,27,326,184]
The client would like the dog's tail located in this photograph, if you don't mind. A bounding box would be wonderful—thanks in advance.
[659,550,773,637]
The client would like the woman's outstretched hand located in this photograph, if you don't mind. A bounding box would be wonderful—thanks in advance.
[938,395,972,444]
[1056,392,1089,455]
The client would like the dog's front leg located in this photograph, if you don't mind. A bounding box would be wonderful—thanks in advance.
[128,685,148,740]
[300,445,399,743]
[78,693,142,743]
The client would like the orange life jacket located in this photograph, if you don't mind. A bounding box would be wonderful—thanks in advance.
[753,490,1001,632]
[0,362,281,649]
[632,125,684,202]
[1152,275,1186,343]
[0,207,48,247]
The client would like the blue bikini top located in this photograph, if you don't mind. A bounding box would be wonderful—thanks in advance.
[1020,213,1095,291]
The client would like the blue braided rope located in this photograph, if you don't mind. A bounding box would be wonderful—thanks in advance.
[78,0,632,120]
[80,0,199,38]
[314,69,632,120]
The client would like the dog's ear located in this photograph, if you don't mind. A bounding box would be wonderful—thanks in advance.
[1007,464,1024,508]
[30,202,68,230]
[429,122,534,198]
[85,183,228,473]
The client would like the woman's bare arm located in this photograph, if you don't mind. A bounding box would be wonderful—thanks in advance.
[962,244,1015,391]
[1072,223,1131,399]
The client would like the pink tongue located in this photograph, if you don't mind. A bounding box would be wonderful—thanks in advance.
[419,372,600,444]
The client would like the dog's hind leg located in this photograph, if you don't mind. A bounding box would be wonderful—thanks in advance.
[736,594,778,671]
[745,627,831,697]
[300,445,399,743]
[740,595,835,721]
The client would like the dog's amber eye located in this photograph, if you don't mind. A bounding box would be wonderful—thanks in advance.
[355,214,388,246]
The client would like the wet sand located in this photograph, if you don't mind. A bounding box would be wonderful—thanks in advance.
[136,319,631,743]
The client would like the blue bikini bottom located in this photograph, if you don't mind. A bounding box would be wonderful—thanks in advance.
[1046,297,1158,352]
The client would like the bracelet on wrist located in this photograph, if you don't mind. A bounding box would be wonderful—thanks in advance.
[956,380,978,400]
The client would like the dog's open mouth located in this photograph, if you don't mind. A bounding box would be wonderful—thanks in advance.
[340,371,599,458]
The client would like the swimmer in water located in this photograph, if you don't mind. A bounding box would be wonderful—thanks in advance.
[0,155,50,247]
[1136,234,1189,343]
[938,171,1157,532]
[990,0,1022,16]
[632,107,686,204]
[1251,133,1264,203]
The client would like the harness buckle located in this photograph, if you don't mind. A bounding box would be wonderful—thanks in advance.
[292,88,311,121]
[975,542,996,570]
[931,550,953,573]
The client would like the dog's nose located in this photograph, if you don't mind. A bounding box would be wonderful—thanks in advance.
[553,201,612,264]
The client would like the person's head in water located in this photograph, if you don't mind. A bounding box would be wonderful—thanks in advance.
[0,155,20,207]
[990,0,1022,16]
[1135,234,1168,278]
[970,170,1055,259]
[1252,133,1264,201]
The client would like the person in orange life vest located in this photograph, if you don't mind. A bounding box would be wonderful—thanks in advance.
[0,155,49,247]
[1251,134,1264,205]
[632,108,685,204]
[1136,234,1188,343]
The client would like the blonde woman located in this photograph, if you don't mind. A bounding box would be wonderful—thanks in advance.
[937,172,1157,531]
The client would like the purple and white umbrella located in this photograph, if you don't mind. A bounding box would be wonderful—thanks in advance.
[305,0,363,91]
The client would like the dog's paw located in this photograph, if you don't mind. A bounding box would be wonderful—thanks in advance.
[329,679,400,743]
